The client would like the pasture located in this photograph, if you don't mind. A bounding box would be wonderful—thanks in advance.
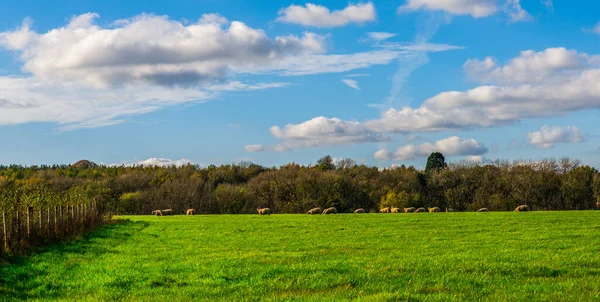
[1,212,600,301]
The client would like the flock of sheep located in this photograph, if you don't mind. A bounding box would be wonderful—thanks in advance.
[257,204,531,215]
[150,205,532,216]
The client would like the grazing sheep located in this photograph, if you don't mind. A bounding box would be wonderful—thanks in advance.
[257,208,272,215]
[514,205,530,212]
[151,210,162,216]
[429,207,440,213]
[307,207,322,215]
[391,207,401,213]
[380,207,391,213]
[186,209,195,215]
[322,207,337,215]
[446,208,454,212]
[403,207,416,213]
[161,209,173,216]
[596,201,600,209]
[477,208,489,212]
[354,208,365,213]
[414,207,426,213]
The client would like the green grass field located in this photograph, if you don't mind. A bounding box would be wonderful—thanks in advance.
[2,212,600,301]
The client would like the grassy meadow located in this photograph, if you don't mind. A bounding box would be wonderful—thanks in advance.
[1,212,600,301]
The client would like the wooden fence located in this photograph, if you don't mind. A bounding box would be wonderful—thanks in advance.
[1,201,105,256]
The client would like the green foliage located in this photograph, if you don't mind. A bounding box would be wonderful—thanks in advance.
[0,157,598,214]
[425,152,446,173]
[2,212,600,301]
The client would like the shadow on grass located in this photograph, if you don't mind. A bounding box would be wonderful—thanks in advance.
[0,219,149,300]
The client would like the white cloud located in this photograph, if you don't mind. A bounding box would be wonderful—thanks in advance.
[467,155,488,163]
[265,42,462,76]
[503,0,532,23]
[376,136,488,161]
[374,149,391,160]
[364,32,396,42]
[344,73,369,77]
[341,79,360,90]
[112,157,194,167]
[277,2,376,27]
[262,47,600,150]
[269,116,389,150]
[0,76,285,130]
[398,0,498,18]
[0,13,462,130]
[398,0,534,22]
[0,13,325,87]
[244,144,265,152]
[464,48,597,85]
[594,22,600,35]
[527,125,582,148]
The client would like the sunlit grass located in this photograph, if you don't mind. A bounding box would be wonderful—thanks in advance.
[2,212,600,301]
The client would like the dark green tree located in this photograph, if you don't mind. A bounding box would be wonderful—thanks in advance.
[316,155,335,171]
[425,152,446,173]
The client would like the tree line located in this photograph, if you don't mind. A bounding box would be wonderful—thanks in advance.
[1,155,599,217]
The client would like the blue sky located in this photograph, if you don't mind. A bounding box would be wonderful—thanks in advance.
[0,0,598,168]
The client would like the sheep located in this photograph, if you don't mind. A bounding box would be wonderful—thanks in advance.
[391,207,401,213]
[380,207,391,213]
[160,209,173,216]
[353,208,365,213]
[257,208,272,215]
[429,207,440,213]
[514,205,530,212]
[596,201,600,209]
[477,208,489,212]
[151,210,162,216]
[322,207,337,214]
[446,208,454,212]
[307,207,322,215]
[414,207,426,213]
[403,207,416,213]
[186,209,195,215]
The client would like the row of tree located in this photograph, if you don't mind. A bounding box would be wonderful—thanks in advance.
[1,155,599,216]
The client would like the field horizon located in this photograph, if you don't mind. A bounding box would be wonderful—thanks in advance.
[1,211,600,301]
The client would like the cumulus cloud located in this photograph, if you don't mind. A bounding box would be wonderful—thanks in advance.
[341,79,360,90]
[268,116,389,150]
[398,0,498,18]
[0,13,325,87]
[398,0,535,22]
[527,125,582,148]
[0,13,463,130]
[110,158,194,167]
[467,155,488,163]
[262,47,600,150]
[244,144,265,152]
[375,136,488,160]
[374,149,391,160]
[463,47,598,85]
[277,2,376,27]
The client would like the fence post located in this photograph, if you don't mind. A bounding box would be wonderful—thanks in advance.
[2,212,8,252]
[16,210,21,253]
[27,206,34,244]
[47,208,51,238]
[59,206,64,237]
[38,208,43,238]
